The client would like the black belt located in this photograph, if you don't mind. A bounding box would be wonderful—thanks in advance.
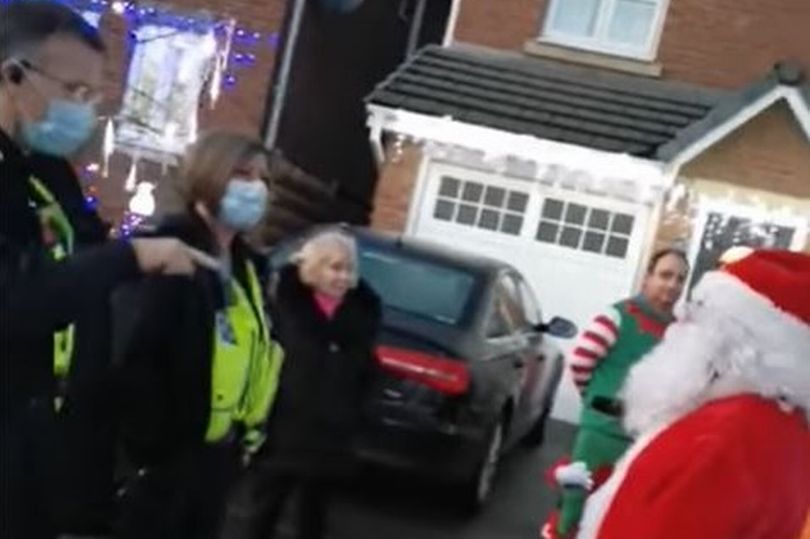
[590,396,624,418]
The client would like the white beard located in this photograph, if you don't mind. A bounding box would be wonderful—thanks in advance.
[621,301,810,437]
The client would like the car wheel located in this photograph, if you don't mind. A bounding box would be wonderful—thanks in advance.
[461,419,504,512]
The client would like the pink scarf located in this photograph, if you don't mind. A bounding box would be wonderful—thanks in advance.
[314,292,342,319]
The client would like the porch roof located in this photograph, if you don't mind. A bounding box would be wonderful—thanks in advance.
[366,45,725,158]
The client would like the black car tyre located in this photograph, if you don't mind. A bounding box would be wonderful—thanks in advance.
[460,418,504,513]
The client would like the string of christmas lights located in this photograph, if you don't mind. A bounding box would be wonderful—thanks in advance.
[0,0,281,236]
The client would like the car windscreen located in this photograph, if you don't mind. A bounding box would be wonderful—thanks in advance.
[358,247,478,326]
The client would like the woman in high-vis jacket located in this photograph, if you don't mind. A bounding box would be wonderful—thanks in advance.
[114,131,283,539]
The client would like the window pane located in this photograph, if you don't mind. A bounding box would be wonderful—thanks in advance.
[606,236,629,258]
[439,176,460,198]
[507,192,529,213]
[359,250,477,326]
[611,213,635,235]
[550,0,602,38]
[536,221,559,243]
[501,214,524,235]
[456,204,478,225]
[565,203,587,225]
[118,26,217,155]
[461,182,484,203]
[542,198,565,220]
[583,231,606,253]
[478,209,500,231]
[607,0,657,47]
[484,186,506,208]
[491,279,526,334]
[560,226,583,248]
[434,199,455,221]
[518,280,542,325]
[588,209,610,230]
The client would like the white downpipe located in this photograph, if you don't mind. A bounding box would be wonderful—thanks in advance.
[443,0,463,46]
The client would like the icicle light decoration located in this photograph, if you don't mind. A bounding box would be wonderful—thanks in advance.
[124,157,139,193]
[209,20,235,107]
[102,119,116,177]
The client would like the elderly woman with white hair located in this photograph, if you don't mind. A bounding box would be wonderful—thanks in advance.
[249,230,381,539]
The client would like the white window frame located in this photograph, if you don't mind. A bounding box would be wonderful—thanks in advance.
[534,196,638,259]
[410,161,537,241]
[540,0,671,61]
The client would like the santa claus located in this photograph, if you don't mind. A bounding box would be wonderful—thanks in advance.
[578,249,810,539]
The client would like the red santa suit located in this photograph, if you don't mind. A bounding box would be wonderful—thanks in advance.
[578,250,810,539]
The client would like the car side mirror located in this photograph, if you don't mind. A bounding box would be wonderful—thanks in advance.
[537,316,577,339]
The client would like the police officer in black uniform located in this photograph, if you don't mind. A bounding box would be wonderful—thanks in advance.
[0,3,216,537]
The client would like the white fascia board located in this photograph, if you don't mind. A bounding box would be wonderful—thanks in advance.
[669,86,810,172]
[785,86,810,139]
[367,104,669,187]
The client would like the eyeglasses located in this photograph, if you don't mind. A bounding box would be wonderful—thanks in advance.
[19,60,103,105]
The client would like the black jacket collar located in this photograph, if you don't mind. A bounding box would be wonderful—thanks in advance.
[1,127,107,245]
[0,128,40,243]
[0,127,26,167]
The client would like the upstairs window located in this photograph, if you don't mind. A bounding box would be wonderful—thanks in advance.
[542,0,669,60]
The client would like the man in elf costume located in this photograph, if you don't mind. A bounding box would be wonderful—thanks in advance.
[541,249,689,539]
[578,249,810,539]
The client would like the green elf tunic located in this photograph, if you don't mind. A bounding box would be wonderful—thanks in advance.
[556,295,673,537]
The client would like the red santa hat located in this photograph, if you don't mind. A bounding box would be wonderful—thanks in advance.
[692,249,810,359]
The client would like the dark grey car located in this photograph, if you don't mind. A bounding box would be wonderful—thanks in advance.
[268,227,576,509]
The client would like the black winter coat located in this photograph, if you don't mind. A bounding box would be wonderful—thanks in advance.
[260,264,381,477]
[0,129,140,537]
[114,213,268,468]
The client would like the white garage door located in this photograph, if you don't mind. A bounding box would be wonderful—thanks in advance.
[408,162,651,423]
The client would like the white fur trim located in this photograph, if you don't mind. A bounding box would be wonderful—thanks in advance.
[692,272,810,362]
[577,425,667,539]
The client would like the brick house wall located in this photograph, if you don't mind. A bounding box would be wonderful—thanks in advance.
[85,0,286,222]
[453,0,810,89]
[680,104,810,200]
[370,144,423,232]
[454,0,546,53]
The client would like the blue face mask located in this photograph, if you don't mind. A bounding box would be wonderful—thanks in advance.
[218,178,269,231]
[22,99,97,157]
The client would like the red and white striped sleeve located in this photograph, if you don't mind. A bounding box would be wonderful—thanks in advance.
[569,307,621,395]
